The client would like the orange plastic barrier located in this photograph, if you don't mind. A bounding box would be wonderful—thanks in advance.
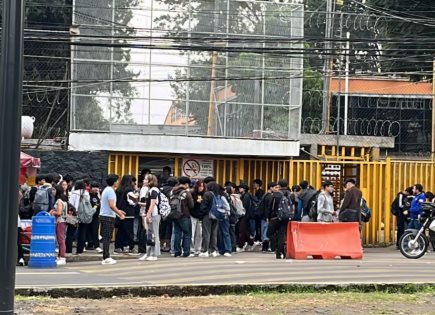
[286,222,363,260]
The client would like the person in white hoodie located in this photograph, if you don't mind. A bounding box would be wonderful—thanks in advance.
[317,181,336,223]
[69,180,90,255]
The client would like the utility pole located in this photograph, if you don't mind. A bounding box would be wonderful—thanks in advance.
[321,0,335,134]
[0,0,25,314]
[336,12,344,160]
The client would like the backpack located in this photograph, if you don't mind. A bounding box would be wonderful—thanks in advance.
[248,194,260,219]
[254,194,266,219]
[277,191,293,221]
[308,192,320,222]
[166,190,183,220]
[360,199,372,223]
[230,195,246,218]
[391,195,400,216]
[209,195,226,221]
[32,186,50,212]
[77,193,96,224]
[157,191,171,220]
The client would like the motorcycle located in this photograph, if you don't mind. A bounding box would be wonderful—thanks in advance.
[399,202,435,259]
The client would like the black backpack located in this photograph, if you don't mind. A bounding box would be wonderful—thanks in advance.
[254,194,267,219]
[307,192,320,222]
[247,194,260,219]
[391,195,400,216]
[277,191,293,221]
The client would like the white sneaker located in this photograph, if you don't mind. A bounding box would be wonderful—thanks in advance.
[223,253,232,257]
[236,247,244,253]
[95,247,103,254]
[18,258,25,266]
[211,251,219,257]
[189,253,195,257]
[138,254,148,261]
[102,257,117,265]
[198,252,209,258]
[57,258,66,266]
[145,256,157,261]
[247,245,255,252]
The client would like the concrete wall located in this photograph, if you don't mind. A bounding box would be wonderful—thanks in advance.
[24,150,109,185]
[69,133,300,157]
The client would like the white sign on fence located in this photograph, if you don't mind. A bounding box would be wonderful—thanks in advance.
[182,159,214,178]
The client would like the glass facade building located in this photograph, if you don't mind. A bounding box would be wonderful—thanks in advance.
[71,0,304,141]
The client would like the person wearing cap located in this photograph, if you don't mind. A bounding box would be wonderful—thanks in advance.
[339,179,362,223]
[172,176,194,257]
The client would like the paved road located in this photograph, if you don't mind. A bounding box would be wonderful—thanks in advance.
[15,248,435,289]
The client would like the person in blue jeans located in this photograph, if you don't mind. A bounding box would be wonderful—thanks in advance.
[408,184,426,230]
[172,177,194,257]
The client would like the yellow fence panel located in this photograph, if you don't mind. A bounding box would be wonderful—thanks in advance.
[107,152,435,245]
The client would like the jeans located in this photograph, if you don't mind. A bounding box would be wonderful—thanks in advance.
[56,222,67,258]
[261,220,269,241]
[218,217,232,254]
[249,219,256,239]
[191,217,202,254]
[408,218,421,230]
[229,224,237,252]
[173,217,192,257]
[202,214,218,253]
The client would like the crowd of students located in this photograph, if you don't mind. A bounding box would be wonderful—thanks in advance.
[18,169,370,266]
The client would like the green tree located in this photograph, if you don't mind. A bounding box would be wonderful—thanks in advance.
[367,0,435,80]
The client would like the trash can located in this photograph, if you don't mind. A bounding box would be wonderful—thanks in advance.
[28,212,57,268]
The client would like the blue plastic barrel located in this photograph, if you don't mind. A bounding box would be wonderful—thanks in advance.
[28,212,57,268]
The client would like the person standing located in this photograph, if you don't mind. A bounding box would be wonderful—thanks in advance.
[100,175,126,265]
[266,182,288,259]
[391,187,412,249]
[172,176,194,257]
[87,182,102,253]
[298,180,317,221]
[317,181,336,223]
[115,175,139,255]
[159,176,178,253]
[142,174,161,261]
[409,184,426,230]
[199,182,219,257]
[237,184,255,252]
[339,179,362,223]
[50,185,68,265]
[191,180,206,256]
[69,180,90,255]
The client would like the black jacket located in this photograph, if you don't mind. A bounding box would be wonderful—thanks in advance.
[191,191,206,219]
[267,192,284,219]
[200,191,215,218]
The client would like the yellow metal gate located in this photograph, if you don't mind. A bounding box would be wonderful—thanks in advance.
[108,153,435,245]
